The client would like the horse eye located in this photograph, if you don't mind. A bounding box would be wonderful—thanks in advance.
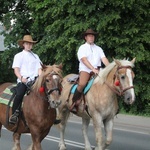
[46,79,49,82]
[121,75,125,80]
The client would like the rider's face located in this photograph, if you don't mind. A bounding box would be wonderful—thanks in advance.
[23,42,33,51]
[85,34,95,44]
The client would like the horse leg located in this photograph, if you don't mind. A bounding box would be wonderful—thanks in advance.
[27,144,33,150]
[31,134,42,150]
[103,119,113,149]
[82,117,92,150]
[30,127,50,150]
[59,109,70,150]
[92,113,103,150]
[12,132,21,150]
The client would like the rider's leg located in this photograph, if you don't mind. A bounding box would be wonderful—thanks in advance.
[70,71,90,110]
[9,83,27,124]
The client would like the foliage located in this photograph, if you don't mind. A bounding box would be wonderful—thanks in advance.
[0,0,149,115]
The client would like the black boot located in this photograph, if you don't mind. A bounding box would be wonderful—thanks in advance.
[70,89,82,111]
[9,109,20,124]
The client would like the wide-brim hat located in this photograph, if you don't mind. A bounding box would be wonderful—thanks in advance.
[82,29,98,38]
[18,35,37,48]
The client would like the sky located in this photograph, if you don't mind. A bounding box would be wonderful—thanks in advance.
[0,24,7,51]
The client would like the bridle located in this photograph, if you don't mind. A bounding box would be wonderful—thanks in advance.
[104,65,134,96]
[43,72,62,102]
[47,87,61,95]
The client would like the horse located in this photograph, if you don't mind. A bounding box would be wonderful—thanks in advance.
[0,63,63,150]
[58,58,136,150]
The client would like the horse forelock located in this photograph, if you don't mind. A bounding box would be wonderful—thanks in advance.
[119,59,135,68]
[52,66,63,78]
[94,59,134,85]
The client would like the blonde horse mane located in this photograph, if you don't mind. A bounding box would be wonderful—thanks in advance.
[32,64,62,93]
[94,59,135,85]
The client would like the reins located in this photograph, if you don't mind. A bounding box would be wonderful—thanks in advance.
[104,66,134,96]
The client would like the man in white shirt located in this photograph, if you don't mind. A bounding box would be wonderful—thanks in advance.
[70,29,110,111]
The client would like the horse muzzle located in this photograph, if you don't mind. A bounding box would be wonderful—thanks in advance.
[49,99,61,108]
[124,91,135,105]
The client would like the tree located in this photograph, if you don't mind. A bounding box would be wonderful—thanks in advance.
[0,0,150,115]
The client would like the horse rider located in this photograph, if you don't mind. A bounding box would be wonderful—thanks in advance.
[9,35,61,124]
[9,35,42,124]
[70,29,110,111]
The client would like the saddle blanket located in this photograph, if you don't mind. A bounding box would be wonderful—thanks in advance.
[0,84,16,107]
[71,77,95,94]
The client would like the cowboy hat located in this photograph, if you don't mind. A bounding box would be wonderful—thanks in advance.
[18,35,37,48]
[83,29,98,37]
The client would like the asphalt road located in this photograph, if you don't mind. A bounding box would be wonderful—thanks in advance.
[0,114,150,150]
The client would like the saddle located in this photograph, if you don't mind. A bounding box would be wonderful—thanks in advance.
[70,77,95,95]
[0,82,34,127]
[67,74,95,115]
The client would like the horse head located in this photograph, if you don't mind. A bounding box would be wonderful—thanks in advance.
[33,63,63,108]
[113,58,136,105]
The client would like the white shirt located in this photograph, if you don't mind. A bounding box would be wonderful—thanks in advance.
[77,42,106,73]
[12,50,42,82]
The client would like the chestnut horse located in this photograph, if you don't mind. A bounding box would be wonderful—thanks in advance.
[0,64,62,150]
[58,58,136,150]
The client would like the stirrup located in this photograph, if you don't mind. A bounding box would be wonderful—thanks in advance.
[9,110,20,124]
[9,114,18,124]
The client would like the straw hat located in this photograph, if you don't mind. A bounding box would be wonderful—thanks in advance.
[18,35,37,48]
[82,29,98,38]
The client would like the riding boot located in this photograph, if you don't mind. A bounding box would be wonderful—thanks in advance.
[70,89,82,111]
[9,99,22,125]
[9,109,20,124]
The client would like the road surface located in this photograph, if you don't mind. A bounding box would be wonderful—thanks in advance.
[0,114,150,150]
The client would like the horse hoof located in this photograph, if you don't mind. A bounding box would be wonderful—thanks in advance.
[59,144,66,150]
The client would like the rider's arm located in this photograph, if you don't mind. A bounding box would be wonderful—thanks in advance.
[81,57,99,74]
[101,57,110,67]
[38,68,42,76]
[14,67,27,83]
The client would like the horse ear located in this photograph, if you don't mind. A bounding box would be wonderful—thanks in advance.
[131,57,136,64]
[58,63,63,69]
[41,63,47,71]
[53,63,63,69]
[114,59,121,66]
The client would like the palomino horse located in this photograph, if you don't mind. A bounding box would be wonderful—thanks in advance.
[58,58,136,150]
[0,64,62,150]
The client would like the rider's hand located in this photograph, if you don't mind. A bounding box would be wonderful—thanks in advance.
[92,68,99,75]
[21,77,28,83]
